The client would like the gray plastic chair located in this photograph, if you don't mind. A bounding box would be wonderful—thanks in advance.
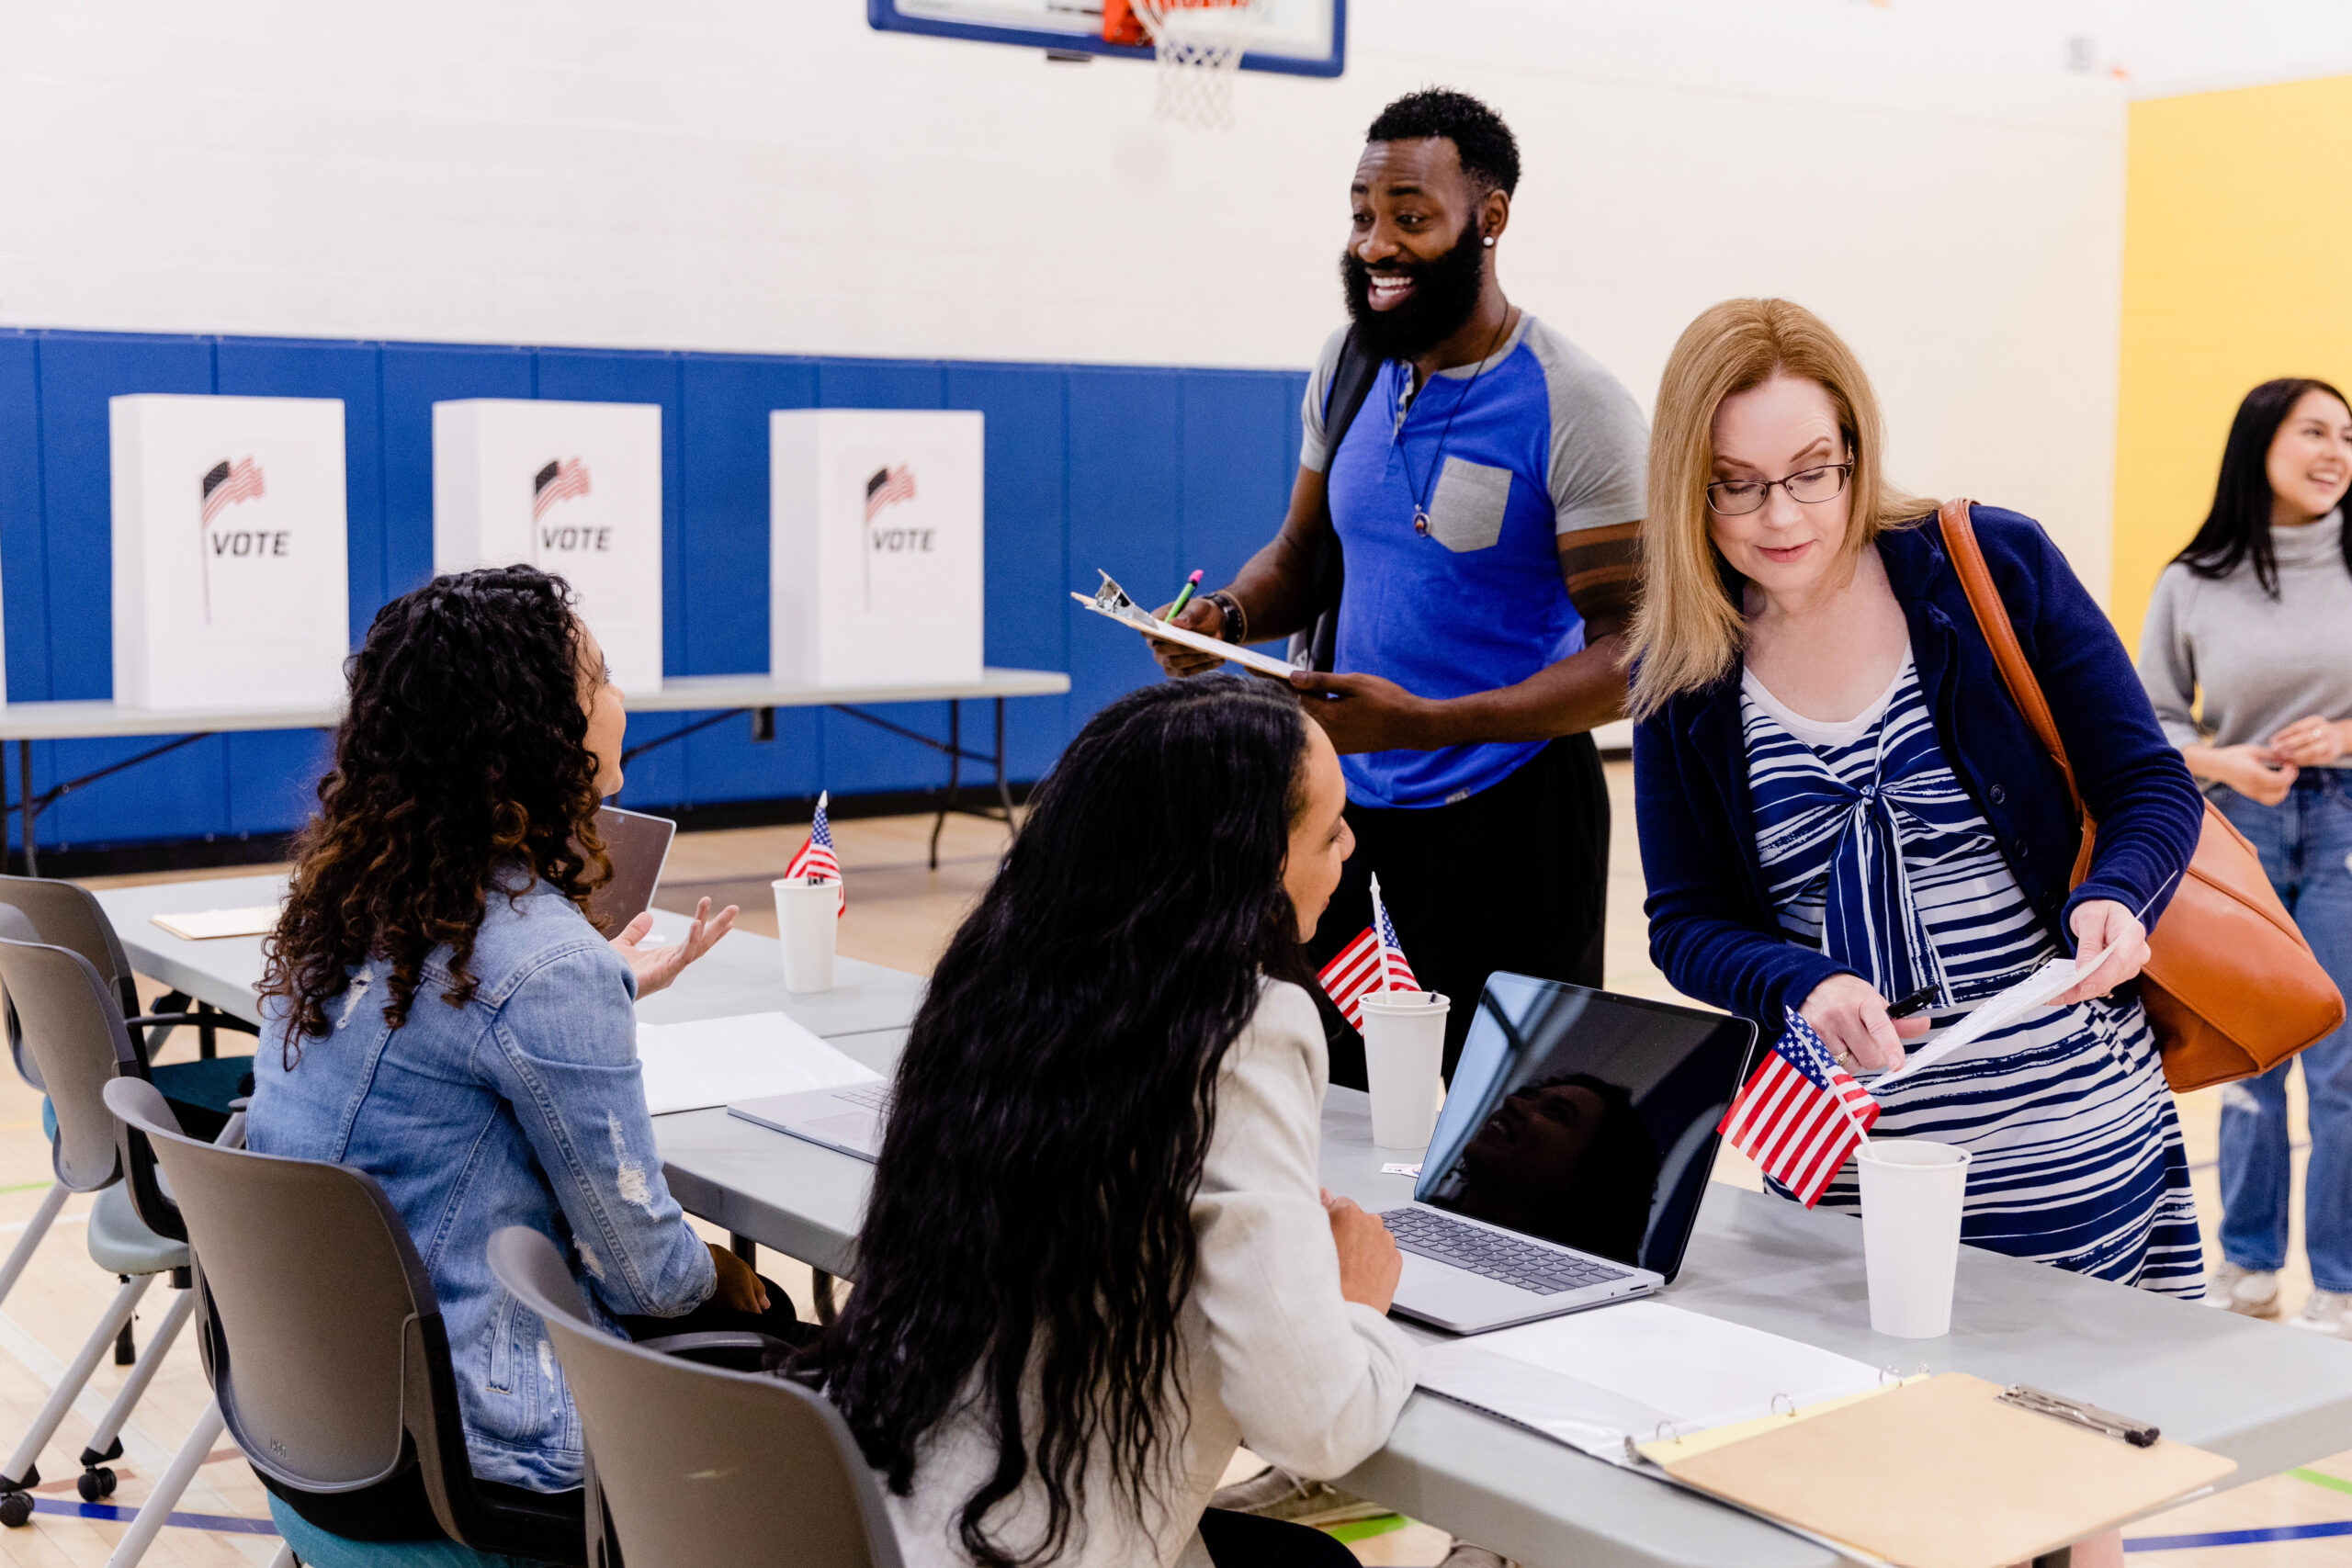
[100,1077,590,1566]
[0,874,263,1138]
[487,1226,902,1568]
[0,935,216,1533]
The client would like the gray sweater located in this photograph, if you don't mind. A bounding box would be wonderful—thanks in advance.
[2138,511,2352,764]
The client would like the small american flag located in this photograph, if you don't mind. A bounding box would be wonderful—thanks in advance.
[533,457,591,521]
[200,457,266,526]
[784,791,844,913]
[1717,1007,1882,1209]
[1318,874,1420,1030]
[865,464,916,523]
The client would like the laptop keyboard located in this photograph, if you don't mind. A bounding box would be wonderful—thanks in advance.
[833,1082,892,1111]
[1381,1206,1632,1297]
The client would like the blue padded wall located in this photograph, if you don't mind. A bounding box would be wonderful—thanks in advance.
[0,328,1307,853]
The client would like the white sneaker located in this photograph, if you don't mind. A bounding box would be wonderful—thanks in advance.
[1206,1466,1393,1528]
[2207,1261,2282,1318]
[2289,1289,2352,1338]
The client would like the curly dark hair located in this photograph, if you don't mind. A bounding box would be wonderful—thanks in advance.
[1366,87,1521,196]
[817,677,1315,1568]
[260,566,610,1062]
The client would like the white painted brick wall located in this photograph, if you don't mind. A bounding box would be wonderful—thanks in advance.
[0,0,2194,586]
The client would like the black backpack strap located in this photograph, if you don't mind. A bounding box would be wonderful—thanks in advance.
[1290,327,1384,672]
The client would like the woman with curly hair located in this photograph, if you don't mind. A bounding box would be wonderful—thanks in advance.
[820,676,1415,1568]
[247,566,791,1552]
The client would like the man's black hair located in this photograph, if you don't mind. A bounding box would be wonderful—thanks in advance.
[1365,88,1521,197]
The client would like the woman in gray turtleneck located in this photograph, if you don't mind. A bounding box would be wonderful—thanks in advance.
[2140,377,2352,1339]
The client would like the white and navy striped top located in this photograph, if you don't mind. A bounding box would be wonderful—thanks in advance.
[1741,657,2203,1296]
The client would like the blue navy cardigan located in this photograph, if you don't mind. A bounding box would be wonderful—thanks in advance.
[1633,505,2204,1032]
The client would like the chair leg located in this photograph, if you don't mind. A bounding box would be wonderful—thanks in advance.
[267,1548,298,1568]
[0,1273,152,1494]
[0,1184,69,1313]
[74,1285,196,1500]
[101,1396,222,1568]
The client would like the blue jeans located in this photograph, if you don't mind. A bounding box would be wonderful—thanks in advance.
[2214,774,2352,1292]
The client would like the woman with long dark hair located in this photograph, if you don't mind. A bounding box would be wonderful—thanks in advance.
[248,567,791,1553]
[820,676,1415,1568]
[2140,378,2352,1336]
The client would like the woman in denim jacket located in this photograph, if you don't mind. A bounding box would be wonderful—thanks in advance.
[249,566,791,1539]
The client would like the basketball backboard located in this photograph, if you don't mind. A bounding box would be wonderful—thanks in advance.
[867,0,1346,78]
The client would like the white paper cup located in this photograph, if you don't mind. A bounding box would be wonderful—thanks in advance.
[1362,990,1450,1150]
[773,877,842,994]
[1857,1139,1972,1338]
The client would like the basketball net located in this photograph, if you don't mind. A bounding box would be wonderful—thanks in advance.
[1125,0,1261,130]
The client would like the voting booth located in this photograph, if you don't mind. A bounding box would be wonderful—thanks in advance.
[109,394,350,710]
[770,410,983,686]
[433,400,664,693]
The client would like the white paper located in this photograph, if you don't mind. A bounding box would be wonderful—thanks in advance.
[1414,1302,1883,1461]
[634,1011,882,1116]
[1069,592,1301,680]
[1871,937,2121,1089]
[150,906,281,942]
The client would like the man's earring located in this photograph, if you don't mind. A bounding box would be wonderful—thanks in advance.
[1482,235,1496,248]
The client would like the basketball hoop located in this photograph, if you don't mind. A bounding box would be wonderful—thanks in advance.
[1112,0,1261,130]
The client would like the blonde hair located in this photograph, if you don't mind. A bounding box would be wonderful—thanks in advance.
[1624,298,1935,719]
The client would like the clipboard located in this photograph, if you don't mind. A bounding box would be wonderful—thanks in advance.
[151,905,281,941]
[1070,572,1301,681]
[1635,1373,2233,1568]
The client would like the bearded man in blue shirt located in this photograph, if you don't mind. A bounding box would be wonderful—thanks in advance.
[1156,89,1648,1087]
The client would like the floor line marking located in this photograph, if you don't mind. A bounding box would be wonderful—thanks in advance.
[2124,1519,2352,1551]
[28,1495,277,1536]
[2289,1466,2352,1498]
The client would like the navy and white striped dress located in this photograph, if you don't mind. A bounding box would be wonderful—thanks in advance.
[1742,656,2204,1296]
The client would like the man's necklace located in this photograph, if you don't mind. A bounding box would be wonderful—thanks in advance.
[1399,306,1515,536]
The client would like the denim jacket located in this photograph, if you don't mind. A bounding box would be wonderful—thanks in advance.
[248,880,715,1493]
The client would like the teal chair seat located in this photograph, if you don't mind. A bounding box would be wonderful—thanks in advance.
[266,1497,555,1568]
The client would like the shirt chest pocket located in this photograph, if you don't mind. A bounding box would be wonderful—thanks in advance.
[1425,457,1513,554]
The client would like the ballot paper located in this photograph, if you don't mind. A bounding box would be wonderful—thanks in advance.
[1070,571,1300,680]
[635,1011,882,1116]
[151,906,282,942]
[1870,935,2124,1089]
[1414,1301,1883,1462]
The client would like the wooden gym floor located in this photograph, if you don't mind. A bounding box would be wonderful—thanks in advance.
[0,761,2342,1565]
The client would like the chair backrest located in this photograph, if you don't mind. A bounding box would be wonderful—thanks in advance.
[488,1227,903,1568]
[102,1078,585,1564]
[103,1076,421,1490]
[0,876,141,1017]
[0,937,134,1192]
[0,903,44,1089]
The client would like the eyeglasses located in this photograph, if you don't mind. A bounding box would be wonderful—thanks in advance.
[1706,462,1853,516]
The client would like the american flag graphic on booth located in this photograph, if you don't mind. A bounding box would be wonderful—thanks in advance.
[533,457,591,522]
[200,457,266,527]
[1716,1007,1882,1209]
[785,791,845,914]
[865,464,916,523]
[1317,874,1420,1030]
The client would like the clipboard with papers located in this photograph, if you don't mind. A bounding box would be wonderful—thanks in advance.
[1070,571,1301,681]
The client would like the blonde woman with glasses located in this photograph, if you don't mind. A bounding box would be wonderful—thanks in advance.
[1628,300,2207,1336]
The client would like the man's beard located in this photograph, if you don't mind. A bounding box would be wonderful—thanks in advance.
[1340,216,1488,363]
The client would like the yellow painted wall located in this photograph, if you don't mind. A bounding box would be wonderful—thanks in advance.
[2114,73,2352,648]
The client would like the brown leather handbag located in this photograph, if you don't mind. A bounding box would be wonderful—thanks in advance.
[1939,500,2345,1091]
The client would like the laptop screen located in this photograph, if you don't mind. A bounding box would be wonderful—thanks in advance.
[1413,974,1758,1280]
[582,807,677,937]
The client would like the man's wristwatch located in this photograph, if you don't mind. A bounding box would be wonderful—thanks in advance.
[1203,591,1248,646]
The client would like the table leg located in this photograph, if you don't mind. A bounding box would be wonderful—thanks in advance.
[197,1000,218,1060]
[811,1269,839,1328]
[729,1233,757,1267]
[929,701,963,872]
[993,697,1014,822]
[17,740,34,879]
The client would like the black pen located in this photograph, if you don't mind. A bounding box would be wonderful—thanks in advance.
[1886,984,1940,1020]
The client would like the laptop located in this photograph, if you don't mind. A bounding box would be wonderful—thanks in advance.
[1382,973,1757,1336]
[583,806,678,937]
[729,1080,893,1161]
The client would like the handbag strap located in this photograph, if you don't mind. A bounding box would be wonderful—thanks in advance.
[1937,499,2086,822]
